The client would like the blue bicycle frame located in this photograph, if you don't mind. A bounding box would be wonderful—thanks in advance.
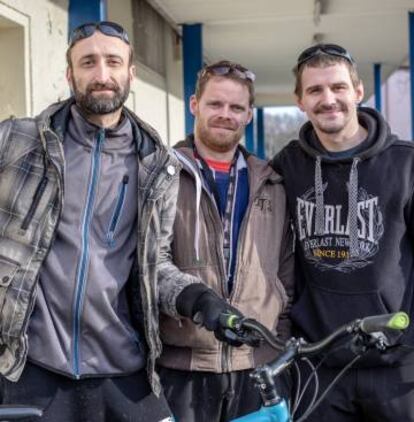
[231,399,290,422]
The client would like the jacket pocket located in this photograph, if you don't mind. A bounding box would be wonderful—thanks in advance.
[291,284,393,366]
[21,175,49,230]
[106,175,129,247]
[0,256,19,288]
[0,256,20,321]
[292,284,391,341]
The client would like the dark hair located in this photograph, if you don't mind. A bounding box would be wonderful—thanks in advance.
[195,60,255,106]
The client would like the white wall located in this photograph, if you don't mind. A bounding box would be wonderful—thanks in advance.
[366,69,411,140]
[0,0,69,118]
[0,0,185,144]
[108,0,185,145]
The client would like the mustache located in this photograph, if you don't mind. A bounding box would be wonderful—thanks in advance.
[86,81,120,93]
[315,101,347,114]
[209,118,238,131]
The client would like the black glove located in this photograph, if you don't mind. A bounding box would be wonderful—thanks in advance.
[176,283,245,346]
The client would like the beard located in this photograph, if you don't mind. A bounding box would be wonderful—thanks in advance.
[195,118,244,153]
[72,77,130,115]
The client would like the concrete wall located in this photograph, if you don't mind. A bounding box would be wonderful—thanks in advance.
[0,0,185,144]
[0,0,69,119]
[108,0,185,145]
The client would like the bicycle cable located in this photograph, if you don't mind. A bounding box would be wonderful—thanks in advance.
[294,354,361,422]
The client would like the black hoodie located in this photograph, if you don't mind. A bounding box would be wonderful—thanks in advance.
[272,107,414,367]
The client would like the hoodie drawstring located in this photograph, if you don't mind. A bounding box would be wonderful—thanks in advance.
[348,157,360,257]
[314,156,325,236]
[174,150,202,261]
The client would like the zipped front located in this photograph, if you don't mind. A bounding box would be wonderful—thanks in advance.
[107,175,129,247]
[71,128,105,378]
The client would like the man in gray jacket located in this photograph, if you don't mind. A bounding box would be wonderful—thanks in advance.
[0,22,238,422]
[158,60,294,422]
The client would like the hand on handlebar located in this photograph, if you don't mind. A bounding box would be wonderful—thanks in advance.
[176,283,245,346]
[191,292,245,346]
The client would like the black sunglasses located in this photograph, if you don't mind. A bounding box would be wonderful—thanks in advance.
[69,21,130,48]
[200,64,256,82]
[297,43,354,68]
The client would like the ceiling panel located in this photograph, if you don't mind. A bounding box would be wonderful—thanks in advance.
[150,0,414,105]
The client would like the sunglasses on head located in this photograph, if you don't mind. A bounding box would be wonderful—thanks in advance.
[200,63,256,82]
[69,21,130,48]
[296,43,355,68]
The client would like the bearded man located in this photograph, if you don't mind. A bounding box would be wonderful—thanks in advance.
[157,60,294,422]
[0,22,238,422]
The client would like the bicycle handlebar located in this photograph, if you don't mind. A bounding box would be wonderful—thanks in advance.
[0,405,43,419]
[219,311,410,357]
[224,311,410,418]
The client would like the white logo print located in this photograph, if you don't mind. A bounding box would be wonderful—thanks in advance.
[296,185,384,272]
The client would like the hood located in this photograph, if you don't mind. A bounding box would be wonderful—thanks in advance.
[296,107,398,258]
[298,107,398,163]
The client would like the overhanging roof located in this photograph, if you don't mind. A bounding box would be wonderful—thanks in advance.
[148,0,414,106]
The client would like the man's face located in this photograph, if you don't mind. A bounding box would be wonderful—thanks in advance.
[190,76,252,154]
[66,31,134,115]
[296,63,364,139]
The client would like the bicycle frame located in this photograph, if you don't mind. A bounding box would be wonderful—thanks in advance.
[231,399,290,422]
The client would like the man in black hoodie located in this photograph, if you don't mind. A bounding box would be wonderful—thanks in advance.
[271,44,414,421]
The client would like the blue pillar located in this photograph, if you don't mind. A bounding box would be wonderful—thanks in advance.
[374,63,382,113]
[245,118,255,153]
[257,108,265,159]
[410,12,414,139]
[68,0,107,35]
[182,24,203,135]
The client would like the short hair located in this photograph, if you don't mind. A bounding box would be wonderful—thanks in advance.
[195,60,255,106]
[293,54,361,98]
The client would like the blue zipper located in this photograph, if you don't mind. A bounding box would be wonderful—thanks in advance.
[107,175,129,247]
[71,128,105,378]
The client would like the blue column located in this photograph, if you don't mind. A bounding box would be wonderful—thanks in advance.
[374,63,382,113]
[68,0,107,35]
[245,118,255,153]
[182,24,203,135]
[410,12,414,139]
[257,108,265,159]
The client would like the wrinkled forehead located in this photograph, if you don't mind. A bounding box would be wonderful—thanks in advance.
[68,31,131,63]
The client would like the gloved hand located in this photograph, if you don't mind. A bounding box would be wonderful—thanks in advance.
[176,283,245,346]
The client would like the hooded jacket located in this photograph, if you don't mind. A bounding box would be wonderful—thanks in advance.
[0,98,184,395]
[158,136,294,373]
[272,107,414,366]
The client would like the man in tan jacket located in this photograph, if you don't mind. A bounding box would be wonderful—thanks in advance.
[158,60,294,422]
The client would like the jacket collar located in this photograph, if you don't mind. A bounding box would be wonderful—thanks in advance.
[35,97,167,161]
[174,134,282,187]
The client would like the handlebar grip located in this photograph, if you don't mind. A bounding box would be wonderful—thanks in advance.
[360,312,409,334]
[218,312,242,329]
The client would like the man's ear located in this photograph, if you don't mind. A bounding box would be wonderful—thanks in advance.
[189,95,198,117]
[66,67,73,91]
[246,107,253,125]
[355,81,364,104]
[295,94,305,112]
[129,64,136,82]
